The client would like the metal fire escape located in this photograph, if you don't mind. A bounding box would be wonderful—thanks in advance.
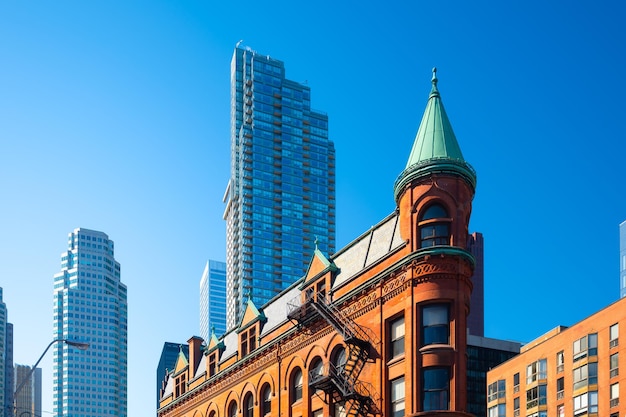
[288,292,380,417]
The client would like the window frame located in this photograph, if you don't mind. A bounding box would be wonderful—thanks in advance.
[390,377,405,417]
[290,368,303,404]
[421,303,450,346]
[418,203,451,248]
[389,316,405,359]
[422,367,450,411]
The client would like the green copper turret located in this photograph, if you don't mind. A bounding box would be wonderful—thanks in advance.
[394,68,476,202]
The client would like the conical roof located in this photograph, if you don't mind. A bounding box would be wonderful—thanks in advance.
[394,68,476,202]
[406,68,465,166]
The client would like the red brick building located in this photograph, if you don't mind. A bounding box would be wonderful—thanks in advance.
[158,69,477,417]
[487,297,626,417]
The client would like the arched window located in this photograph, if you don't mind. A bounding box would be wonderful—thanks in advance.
[310,357,324,386]
[419,204,450,248]
[332,346,347,375]
[261,384,272,417]
[209,411,216,417]
[290,368,303,404]
[243,393,254,417]
[228,400,238,417]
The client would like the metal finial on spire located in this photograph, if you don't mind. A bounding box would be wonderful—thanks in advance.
[430,67,439,96]
[314,236,319,249]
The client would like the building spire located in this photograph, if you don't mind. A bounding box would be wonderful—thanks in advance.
[394,68,476,202]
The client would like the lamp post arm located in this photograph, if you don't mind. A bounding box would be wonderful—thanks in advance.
[14,339,59,397]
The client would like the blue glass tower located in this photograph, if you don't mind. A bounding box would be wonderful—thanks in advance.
[619,221,626,298]
[52,228,127,417]
[224,45,336,329]
[199,260,227,341]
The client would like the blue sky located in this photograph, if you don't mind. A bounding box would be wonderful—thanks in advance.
[1,1,626,415]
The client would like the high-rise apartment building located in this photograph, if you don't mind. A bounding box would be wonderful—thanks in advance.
[53,228,127,417]
[199,260,227,341]
[619,221,626,298]
[224,44,336,330]
[14,365,41,417]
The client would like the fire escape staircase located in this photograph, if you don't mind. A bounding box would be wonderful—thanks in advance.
[288,294,380,417]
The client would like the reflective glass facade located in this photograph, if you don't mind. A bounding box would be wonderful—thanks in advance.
[225,46,336,329]
[200,260,227,341]
[52,228,127,417]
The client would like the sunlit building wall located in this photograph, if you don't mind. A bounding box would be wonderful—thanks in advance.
[52,228,127,417]
[14,365,41,417]
[199,260,227,342]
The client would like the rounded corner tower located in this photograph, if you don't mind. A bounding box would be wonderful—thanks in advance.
[394,68,477,416]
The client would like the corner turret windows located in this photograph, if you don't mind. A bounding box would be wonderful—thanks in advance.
[419,204,451,248]
[422,304,449,346]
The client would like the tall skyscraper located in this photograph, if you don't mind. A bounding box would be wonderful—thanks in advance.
[14,365,41,417]
[199,260,227,341]
[224,44,336,329]
[53,228,127,417]
[619,221,626,298]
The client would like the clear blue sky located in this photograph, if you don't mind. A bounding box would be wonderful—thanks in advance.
[2,1,626,416]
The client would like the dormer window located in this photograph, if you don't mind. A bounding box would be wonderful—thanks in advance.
[419,204,451,248]
[240,326,257,357]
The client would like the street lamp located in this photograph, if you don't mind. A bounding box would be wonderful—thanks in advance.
[14,338,89,400]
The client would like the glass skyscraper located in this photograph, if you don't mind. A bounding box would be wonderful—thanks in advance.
[199,260,227,341]
[619,221,626,298]
[53,228,127,417]
[224,45,336,330]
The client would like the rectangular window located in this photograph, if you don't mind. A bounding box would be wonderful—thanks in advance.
[573,334,598,361]
[390,316,405,358]
[557,404,564,417]
[487,404,506,417]
[526,359,547,384]
[513,372,520,393]
[513,397,520,417]
[610,323,619,348]
[526,387,538,409]
[557,377,564,400]
[611,352,619,377]
[573,362,598,390]
[488,380,506,402]
[556,350,564,373]
[422,304,449,346]
[391,377,405,417]
[573,391,597,416]
[422,368,449,411]
[611,383,619,407]
[208,353,217,377]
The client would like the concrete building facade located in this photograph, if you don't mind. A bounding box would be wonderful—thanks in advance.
[159,69,478,417]
[487,296,626,417]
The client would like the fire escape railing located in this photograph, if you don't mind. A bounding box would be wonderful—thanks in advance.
[288,292,380,416]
